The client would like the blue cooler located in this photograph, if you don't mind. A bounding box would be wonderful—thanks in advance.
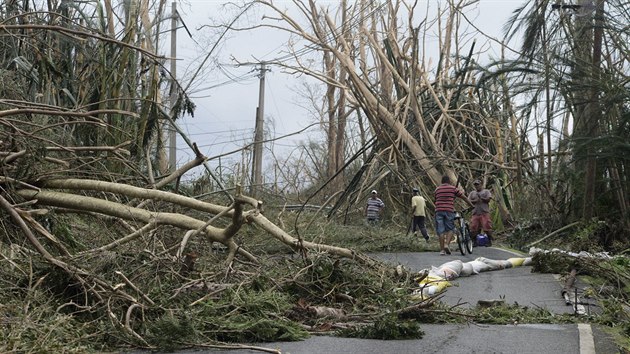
[476,233,489,247]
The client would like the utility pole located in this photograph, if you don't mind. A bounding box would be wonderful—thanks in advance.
[251,62,267,197]
[168,1,178,172]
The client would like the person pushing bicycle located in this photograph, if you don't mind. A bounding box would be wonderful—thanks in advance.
[468,179,493,246]
[434,175,474,255]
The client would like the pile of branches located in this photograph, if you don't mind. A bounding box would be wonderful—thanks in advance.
[0,111,403,351]
[531,250,630,337]
[0,226,432,352]
[0,3,417,350]
[532,251,630,301]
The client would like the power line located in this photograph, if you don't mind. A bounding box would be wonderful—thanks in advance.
[217,63,257,82]
[188,71,259,94]
[196,137,252,149]
[184,127,252,136]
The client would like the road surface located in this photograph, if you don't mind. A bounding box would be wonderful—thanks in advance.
[166,247,619,354]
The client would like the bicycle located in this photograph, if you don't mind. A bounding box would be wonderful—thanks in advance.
[454,208,473,255]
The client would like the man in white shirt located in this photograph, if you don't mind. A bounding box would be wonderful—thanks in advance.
[410,188,430,242]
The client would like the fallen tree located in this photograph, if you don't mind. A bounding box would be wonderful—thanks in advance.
[0,91,384,351]
[15,178,372,264]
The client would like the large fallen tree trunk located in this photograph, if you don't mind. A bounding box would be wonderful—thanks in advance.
[16,178,375,265]
[245,210,374,264]
[16,188,256,260]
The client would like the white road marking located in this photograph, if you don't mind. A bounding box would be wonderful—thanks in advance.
[578,323,596,354]
[497,248,524,256]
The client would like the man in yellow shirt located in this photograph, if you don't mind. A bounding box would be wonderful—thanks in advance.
[410,188,430,242]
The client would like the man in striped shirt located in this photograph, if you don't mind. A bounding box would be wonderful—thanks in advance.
[435,175,474,255]
[365,190,385,225]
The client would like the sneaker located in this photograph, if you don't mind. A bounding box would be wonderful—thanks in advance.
[439,250,446,255]
[444,247,451,255]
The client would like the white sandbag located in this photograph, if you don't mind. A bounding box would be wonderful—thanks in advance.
[435,260,464,280]
[411,286,434,300]
[477,257,510,270]
[439,260,464,274]
[428,266,445,279]
[431,265,458,280]
[499,260,512,269]
[436,267,459,280]
[468,260,492,273]
[460,261,475,276]
[522,257,533,266]
[411,285,440,299]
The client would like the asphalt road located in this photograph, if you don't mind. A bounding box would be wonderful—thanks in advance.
[165,247,619,354]
[372,247,577,313]
[202,324,609,354]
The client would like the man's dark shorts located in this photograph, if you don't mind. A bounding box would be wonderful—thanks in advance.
[435,211,455,235]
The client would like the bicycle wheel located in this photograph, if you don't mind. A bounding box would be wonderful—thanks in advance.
[456,225,466,255]
[464,224,474,254]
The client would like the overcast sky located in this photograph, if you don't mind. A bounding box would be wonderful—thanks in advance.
[168,0,525,181]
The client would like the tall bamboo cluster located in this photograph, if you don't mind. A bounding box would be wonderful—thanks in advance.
[0,0,183,182]
[256,0,518,222]
[255,0,629,231]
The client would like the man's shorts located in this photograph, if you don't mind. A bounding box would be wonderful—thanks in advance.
[366,218,380,226]
[435,211,455,235]
[470,213,493,233]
